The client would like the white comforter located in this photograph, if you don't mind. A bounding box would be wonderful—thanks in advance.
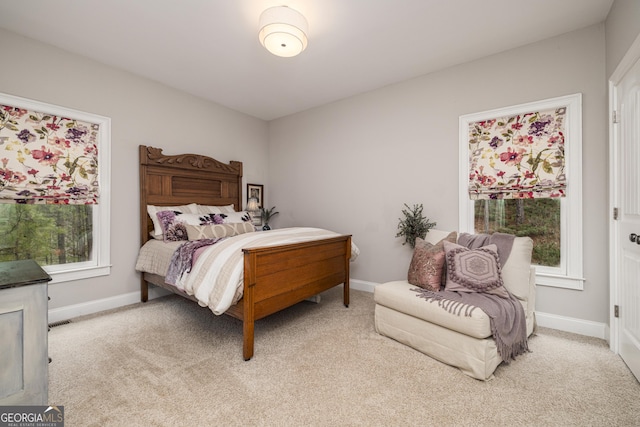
[136,227,359,315]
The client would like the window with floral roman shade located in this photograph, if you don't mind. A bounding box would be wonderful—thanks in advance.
[467,106,566,200]
[460,94,583,290]
[0,104,100,204]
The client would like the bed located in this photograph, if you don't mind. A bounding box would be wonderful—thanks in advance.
[137,145,354,360]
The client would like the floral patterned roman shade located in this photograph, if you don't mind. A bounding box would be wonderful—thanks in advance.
[468,107,566,200]
[0,104,100,204]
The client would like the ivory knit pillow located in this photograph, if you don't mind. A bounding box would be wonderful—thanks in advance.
[185,222,255,240]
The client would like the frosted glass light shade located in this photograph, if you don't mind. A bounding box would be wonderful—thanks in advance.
[259,6,308,57]
[246,197,260,212]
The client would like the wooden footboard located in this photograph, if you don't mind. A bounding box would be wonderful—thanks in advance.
[227,234,351,360]
[141,235,351,361]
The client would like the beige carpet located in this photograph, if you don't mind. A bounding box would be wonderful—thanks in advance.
[49,287,640,427]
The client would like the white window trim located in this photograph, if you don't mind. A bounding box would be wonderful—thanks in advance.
[0,92,111,283]
[458,94,584,290]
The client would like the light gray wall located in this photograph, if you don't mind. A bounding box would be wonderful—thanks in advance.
[605,0,640,77]
[0,29,269,310]
[0,16,625,327]
[269,24,609,324]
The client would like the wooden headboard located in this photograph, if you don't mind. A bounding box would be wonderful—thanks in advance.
[139,145,243,245]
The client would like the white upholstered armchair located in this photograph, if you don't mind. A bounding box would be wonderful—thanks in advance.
[374,229,536,380]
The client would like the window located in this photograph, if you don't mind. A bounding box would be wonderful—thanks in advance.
[0,93,110,283]
[474,198,561,267]
[459,94,584,290]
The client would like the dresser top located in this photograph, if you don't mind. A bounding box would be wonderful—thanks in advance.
[0,260,52,289]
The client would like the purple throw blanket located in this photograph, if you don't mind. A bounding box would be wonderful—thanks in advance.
[458,232,515,266]
[165,238,223,285]
[412,287,529,362]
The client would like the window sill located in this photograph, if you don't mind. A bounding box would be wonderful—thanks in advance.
[536,272,585,290]
[45,265,111,284]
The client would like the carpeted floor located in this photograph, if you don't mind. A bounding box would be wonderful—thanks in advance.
[49,287,640,426]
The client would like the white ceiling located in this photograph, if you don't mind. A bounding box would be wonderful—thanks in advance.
[0,0,613,121]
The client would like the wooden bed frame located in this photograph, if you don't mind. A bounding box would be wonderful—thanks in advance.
[139,145,352,360]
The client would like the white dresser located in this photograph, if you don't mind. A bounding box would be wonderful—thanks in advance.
[0,260,51,405]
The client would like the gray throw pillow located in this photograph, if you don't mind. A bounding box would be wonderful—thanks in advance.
[443,240,509,298]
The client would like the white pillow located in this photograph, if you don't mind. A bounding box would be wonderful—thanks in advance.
[196,204,236,214]
[147,203,199,238]
[214,211,252,224]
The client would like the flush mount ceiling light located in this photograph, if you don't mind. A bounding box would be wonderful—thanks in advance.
[258,6,308,58]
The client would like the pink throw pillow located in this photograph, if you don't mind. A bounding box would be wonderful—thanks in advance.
[407,232,457,291]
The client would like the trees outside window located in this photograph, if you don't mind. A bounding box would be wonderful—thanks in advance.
[0,204,93,265]
[473,199,560,267]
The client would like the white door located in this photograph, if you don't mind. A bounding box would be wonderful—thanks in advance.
[615,54,640,382]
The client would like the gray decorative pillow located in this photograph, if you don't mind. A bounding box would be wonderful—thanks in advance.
[443,240,509,298]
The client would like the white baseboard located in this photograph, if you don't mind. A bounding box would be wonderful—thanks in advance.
[350,278,377,293]
[48,287,169,324]
[49,281,375,323]
[49,280,376,323]
[534,311,607,340]
[49,279,608,342]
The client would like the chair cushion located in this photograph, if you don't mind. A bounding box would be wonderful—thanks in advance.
[374,280,492,339]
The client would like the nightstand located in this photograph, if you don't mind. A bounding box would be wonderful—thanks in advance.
[0,260,51,405]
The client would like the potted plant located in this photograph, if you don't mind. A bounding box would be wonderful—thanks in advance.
[396,203,436,248]
[261,206,279,230]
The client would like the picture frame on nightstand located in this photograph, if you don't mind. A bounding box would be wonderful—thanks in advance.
[247,183,263,226]
[247,183,263,208]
